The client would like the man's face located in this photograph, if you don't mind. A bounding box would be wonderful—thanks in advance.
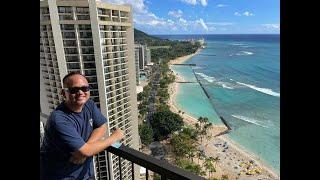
[63,74,90,107]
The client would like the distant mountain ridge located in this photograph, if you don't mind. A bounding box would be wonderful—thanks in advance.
[134,28,168,46]
[133,28,200,63]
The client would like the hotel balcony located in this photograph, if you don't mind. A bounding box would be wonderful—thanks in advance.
[102,145,205,180]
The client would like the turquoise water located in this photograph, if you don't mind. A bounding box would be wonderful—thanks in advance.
[139,74,147,81]
[166,35,280,175]
[173,77,223,125]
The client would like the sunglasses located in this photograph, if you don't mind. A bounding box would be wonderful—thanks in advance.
[64,86,90,94]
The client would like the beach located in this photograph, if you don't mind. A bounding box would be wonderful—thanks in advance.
[167,50,279,180]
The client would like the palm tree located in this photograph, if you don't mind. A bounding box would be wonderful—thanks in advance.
[211,156,220,171]
[196,150,204,165]
[204,156,216,179]
[187,149,196,162]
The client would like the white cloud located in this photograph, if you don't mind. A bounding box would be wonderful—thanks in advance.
[106,0,174,29]
[106,0,213,33]
[134,12,168,26]
[106,0,147,13]
[179,18,187,24]
[168,9,183,18]
[199,0,208,6]
[217,4,227,8]
[167,19,175,25]
[180,0,197,5]
[179,0,207,7]
[243,11,254,16]
[234,12,241,16]
[262,24,280,30]
[196,18,208,31]
[234,11,254,17]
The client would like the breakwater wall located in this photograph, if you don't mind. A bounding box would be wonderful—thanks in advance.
[192,69,232,131]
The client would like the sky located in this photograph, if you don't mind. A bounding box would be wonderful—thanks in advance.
[103,0,280,35]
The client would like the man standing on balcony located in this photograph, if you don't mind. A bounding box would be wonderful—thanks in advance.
[40,72,124,180]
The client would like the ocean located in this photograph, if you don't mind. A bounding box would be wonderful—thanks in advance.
[156,34,280,174]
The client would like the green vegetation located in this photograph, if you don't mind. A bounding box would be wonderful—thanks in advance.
[134,28,162,45]
[151,41,200,63]
[138,123,154,146]
[134,28,200,63]
[137,84,152,119]
[176,158,206,176]
[195,116,213,143]
[170,129,198,159]
[150,110,183,141]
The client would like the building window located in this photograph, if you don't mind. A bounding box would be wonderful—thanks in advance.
[58,6,72,13]
[84,69,96,76]
[89,83,98,89]
[99,16,108,21]
[60,24,74,30]
[65,55,79,62]
[77,15,90,20]
[59,15,73,20]
[41,7,49,14]
[78,24,91,30]
[83,62,96,69]
[63,40,77,47]
[62,32,76,38]
[64,48,78,54]
[98,8,106,15]
[82,47,94,54]
[76,7,89,14]
[82,55,95,62]
[99,25,106,31]
[80,32,92,38]
[81,40,93,46]
[67,63,81,70]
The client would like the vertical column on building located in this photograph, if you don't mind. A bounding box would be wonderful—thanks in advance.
[125,4,141,180]
[48,0,68,85]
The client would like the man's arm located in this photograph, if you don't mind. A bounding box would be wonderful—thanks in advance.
[69,123,108,164]
[72,128,124,158]
[87,123,107,143]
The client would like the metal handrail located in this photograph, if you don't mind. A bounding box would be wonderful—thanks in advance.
[106,145,205,180]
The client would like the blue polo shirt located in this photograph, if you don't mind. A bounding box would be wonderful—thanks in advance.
[40,99,107,180]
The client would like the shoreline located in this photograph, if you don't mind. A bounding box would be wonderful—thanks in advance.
[167,49,279,179]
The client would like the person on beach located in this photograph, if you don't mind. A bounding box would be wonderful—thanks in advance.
[40,72,124,180]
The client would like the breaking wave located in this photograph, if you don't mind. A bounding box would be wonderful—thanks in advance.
[195,72,235,89]
[236,82,280,97]
[231,115,268,128]
[236,51,254,56]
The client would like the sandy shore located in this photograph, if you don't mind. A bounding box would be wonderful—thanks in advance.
[168,48,202,65]
[166,51,279,180]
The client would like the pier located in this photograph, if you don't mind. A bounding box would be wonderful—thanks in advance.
[192,69,211,99]
[171,63,196,66]
[214,116,232,137]
[197,53,216,56]
[220,116,232,131]
[192,69,232,133]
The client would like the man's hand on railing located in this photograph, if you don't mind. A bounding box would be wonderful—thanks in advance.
[111,128,124,141]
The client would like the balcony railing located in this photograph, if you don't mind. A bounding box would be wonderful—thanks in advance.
[105,145,205,180]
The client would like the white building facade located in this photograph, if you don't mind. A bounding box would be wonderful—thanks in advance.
[40,0,139,179]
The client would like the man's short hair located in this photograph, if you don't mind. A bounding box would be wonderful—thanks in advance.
[62,72,88,87]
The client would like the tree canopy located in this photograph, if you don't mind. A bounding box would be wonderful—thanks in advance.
[138,123,154,146]
[150,110,184,140]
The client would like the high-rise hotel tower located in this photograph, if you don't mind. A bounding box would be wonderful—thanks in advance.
[40,0,139,179]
